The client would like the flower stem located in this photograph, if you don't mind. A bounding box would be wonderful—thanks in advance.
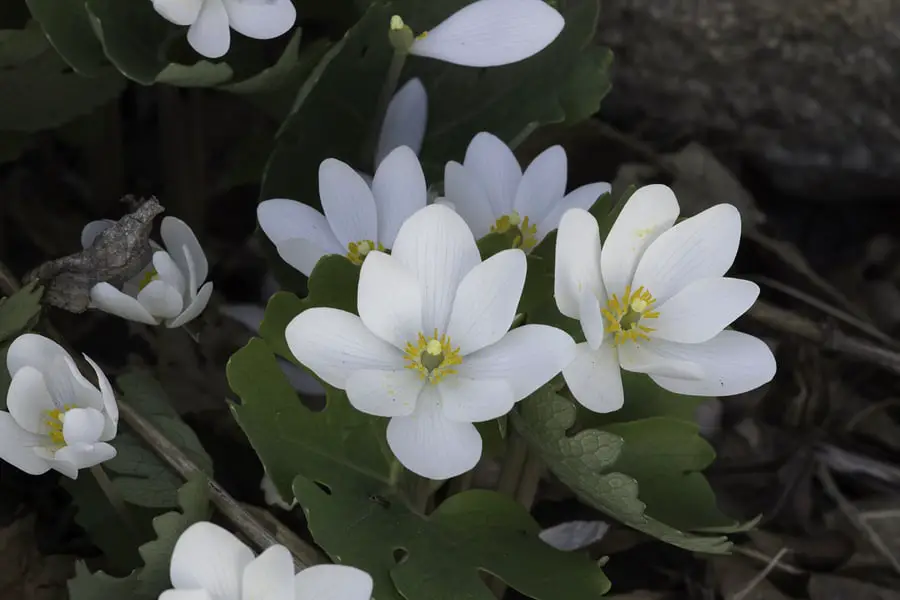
[496,429,528,497]
[90,464,138,535]
[365,47,408,171]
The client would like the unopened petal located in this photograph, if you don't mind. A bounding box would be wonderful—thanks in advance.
[409,0,564,67]
[53,441,117,471]
[161,217,209,288]
[6,367,56,434]
[153,251,187,297]
[167,281,213,328]
[632,204,742,305]
[375,78,428,167]
[222,0,296,40]
[62,408,106,445]
[83,354,118,441]
[554,208,605,319]
[285,308,405,389]
[390,204,481,333]
[7,333,72,378]
[80,219,115,249]
[169,522,254,596]
[294,564,374,600]
[648,331,777,397]
[386,386,482,480]
[371,146,427,247]
[187,0,231,58]
[90,283,160,325]
[653,278,759,344]
[600,184,679,298]
[137,280,184,320]
[463,132,521,218]
[563,342,624,413]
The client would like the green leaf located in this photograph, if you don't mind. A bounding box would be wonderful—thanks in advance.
[155,61,234,87]
[25,0,107,75]
[0,281,43,344]
[0,24,126,131]
[514,385,735,554]
[557,45,614,125]
[262,0,606,202]
[294,482,610,600]
[579,371,706,428]
[68,475,211,600]
[223,28,304,95]
[104,371,213,508]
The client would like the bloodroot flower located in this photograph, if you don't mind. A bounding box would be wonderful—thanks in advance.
[0,334,118,479]
[286,204,575,480]
[554,185,776,412]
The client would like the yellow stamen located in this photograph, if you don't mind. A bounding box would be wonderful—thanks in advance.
[403,329,463,384]
[390,15,405,30]
[490,211,539,251]
[138,268,158,290]
[346,240,384,266]
[602,285,659,345]
[43,404,76,446]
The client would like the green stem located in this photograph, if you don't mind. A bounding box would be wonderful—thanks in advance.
[496,429,528,497]
[90,464,138,535]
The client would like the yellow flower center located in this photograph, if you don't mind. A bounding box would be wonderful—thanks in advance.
[490,211,538,251]
[346,240,384,266]
[602,285,660,345]
[43,404,76,445]
[403,329,463,384]
[138,268,158,290]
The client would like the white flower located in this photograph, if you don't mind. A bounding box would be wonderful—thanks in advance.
[160,521,372,600]
[258,146,428,277]
[0,334,118,479]
[82,217,213,328]
[376,78,428,169]
[442,132,610,251]
[554,185,777,413]
[286,204,575,480]
[153,0,297,59]
[405,0,564,67]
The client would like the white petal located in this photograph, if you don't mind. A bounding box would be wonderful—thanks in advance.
[357,251,422,349]
[375,78,428,167]
[153,0,202,25]
[51,354,105,413]
[167,281,213,328]
[169,522,254,596]
[7,367,56,434]
[409,0,564,67]
[62,408,106,445]
[647,331,777,397]
[439,377,514,423]
[162,217,209,288]
[160,591,214,600]
[285,308,405,389]
[554,208,605,319]
[318,159,378,246]
[578,290,605,350]
[153,251,187,297]
[345,369,424,417]
[83,354,118,441]
[600,184,680,298]
[90,283,160,325]
[258,198,343,249]
[275,239,333,278]
[390,204,481,333]
[187,0,231,58]
[513,145,567,223]
[535,182,611,242]
[459,325,575,401]
[371,146,427,247]
[442,161,495,239]
[53,441,117,471]
[0,412,50,475]
[80,219,115,249]
[462,132,521,218]
[137,280,184,320]
[386,386,481,480]
[242,545,295,600]
[632,204,742,305]
[563,342,623,413]
[446,249,525,355]
[618,342,705,379]
[653,278,759,343]
[222,0,296,40]
[294,565,374,600]
[7,333,72,378]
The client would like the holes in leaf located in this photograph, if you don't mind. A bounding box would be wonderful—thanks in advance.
[369,494,391,509]
[359,44,369,59]
[392,548,409,565]
[313,481,332,496]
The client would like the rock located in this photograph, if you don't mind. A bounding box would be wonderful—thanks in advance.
[595,0,900,201]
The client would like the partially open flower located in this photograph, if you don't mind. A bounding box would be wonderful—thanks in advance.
[443,132,610,250]
[554,185,777,412]
[375,78,428,169]
[153,0,297,59]
[398,0,565,67]
[82,217,213,328]
[258,146,428,277]
[286,204,575,479]
[160,521,373,600]
[0,334,118,479]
